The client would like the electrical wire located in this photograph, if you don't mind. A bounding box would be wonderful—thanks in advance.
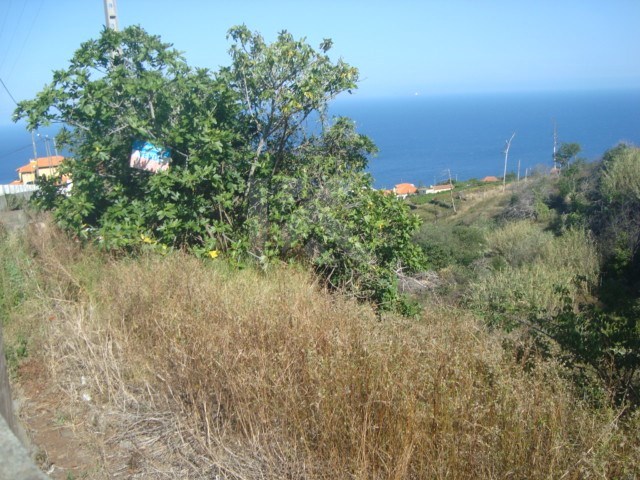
[0,0,13,45]
[0,76,18,104]
[5,0,44,81]
[0,143,32,161]
[0,0,27,72]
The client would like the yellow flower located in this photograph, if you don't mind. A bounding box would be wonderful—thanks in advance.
[140,234,154,244]
[208,250,219,259]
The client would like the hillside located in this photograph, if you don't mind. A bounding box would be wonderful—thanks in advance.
[4,22,640,479]
[2,177,639,478]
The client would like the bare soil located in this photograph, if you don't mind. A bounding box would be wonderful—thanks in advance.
[16,357,110,479]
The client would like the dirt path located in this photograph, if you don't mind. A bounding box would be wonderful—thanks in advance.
[16,358,110,479]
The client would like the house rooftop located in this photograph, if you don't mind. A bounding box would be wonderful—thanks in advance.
[481,176,499,182]
[33,155,64,168]
[394,183,417,195]
[17,164,35,174]
[16,156,64,172]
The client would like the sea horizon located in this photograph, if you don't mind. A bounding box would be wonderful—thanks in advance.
[1,88,639,187]
[331,88,640,189]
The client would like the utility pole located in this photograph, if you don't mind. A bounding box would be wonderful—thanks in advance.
[39,134,51,158]
[517,158,521,183]
[553,121,558,169]
[31,132,38,161]
[104,0,119,31]
[52,136,59,157]
[502,132,516,192]
[447,168,457,214]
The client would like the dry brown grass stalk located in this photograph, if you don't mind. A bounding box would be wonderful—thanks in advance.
[7,219,639,478]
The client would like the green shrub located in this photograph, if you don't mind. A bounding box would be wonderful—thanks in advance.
[413,223,486,270]
[469,226,598,324]
[601,144,640,203]
[485,221,550,267]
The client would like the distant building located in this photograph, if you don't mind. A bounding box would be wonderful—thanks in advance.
[393,183,418,199]
[481,176,499,183]
[15,156,64,184]
[419,184,454,195]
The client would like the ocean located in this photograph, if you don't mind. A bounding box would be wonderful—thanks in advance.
[332,89,640,189]
[0,124,62,184]
[1,89,639,187]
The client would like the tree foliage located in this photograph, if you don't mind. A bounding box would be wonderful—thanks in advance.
[539,145,640,404]
[14,25,425,310]
[555,142,581,169]
[15,26,246,249]
[223,26,358,195]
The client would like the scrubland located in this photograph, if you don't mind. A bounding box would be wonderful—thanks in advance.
[2,214,639,479]
[7,23,640,479]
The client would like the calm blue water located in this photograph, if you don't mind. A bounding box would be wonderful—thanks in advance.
[0,124,63,183]
[333,89,640,188]
[1,90,639,187]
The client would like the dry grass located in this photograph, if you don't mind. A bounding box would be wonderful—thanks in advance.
[4,218,639,478]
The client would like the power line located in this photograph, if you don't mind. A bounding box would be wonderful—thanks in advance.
[0,76,18,105]
[0,0,13,45]
[0,143,32,161]
[5,0,44,81]
[0,0,27,72]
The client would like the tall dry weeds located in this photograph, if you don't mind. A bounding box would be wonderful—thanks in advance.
[6,219,639,478]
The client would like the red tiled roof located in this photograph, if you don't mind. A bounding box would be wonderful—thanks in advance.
[33,155,64,168]
[17,163,35,173]
[9,180,22,185]
[394,183,417,195]
[432,184,453,191]
[482,176,499,182]
[17,156,64,174]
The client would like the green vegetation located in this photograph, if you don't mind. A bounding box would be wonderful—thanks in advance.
[3,142,640,479]
[3,24,640,478]
[555,142,582,169]
[411,145,640,407]
[15,26,424,311]
[1,220,638,478]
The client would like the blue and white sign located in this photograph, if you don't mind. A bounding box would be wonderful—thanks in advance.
[130,140,171,173]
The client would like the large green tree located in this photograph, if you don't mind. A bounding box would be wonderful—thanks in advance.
[15,25,425,310]
[15,26,247,250]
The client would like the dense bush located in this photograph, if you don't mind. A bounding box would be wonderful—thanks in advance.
[413,223,486,270]
[15,26,425,310]
[469,224,598,327]
[471,146,640,404]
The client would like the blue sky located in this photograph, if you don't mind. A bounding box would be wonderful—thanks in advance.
[0,0,639,124]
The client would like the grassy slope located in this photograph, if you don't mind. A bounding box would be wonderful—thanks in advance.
[1,216,638,479]
[405,181,509,225]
